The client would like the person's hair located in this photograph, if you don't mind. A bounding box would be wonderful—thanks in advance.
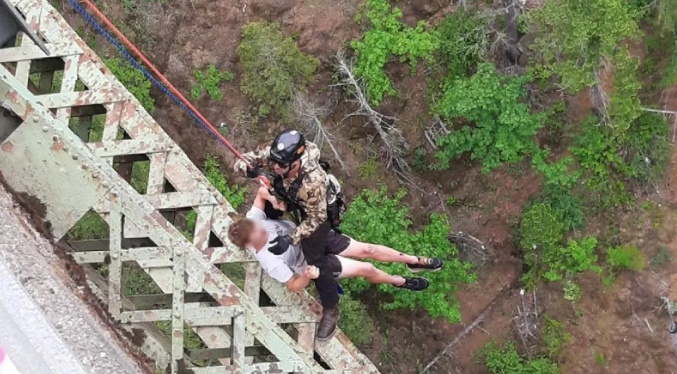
[228,218,255,249]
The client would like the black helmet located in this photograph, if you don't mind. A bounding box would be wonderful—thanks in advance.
[269,130,306,165]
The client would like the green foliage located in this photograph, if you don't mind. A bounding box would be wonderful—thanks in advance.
[358,157,381,180]
[530,151,585,232]
[412,146,430,172]
[104,57,155,113]
[436,10,489,80]
[606,245,646,273]
[541,316,572,359]
[190,65,233,102]
[651,247,672,266]
[69,211,109,240]
[569,117,631,208]
[237,22,319,118]
[607,49,643,133]
[519,204,600,290]
[594,352,609,370]
[622,112,670,186]
[435,64,544,173]
[529,184,585,233]
[563,280,582,302]
[571,112,670,208]
[529,0,640,92]
[519,203,565,261]
[203,154,247,210]
[337,295,374,346]
[130,161,150,194]
[351,0,440,105]
[185,155,247,239]
[479,340,561,374]
[341,187,475,323]
[542,237,601,282]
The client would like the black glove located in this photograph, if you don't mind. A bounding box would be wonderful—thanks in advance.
[268,235,291,255]
[246,163,260,178]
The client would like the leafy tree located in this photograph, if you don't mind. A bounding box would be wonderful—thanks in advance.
[191,65,234,102]
[351,0,440,105]
[436,9,489,80]
[237,22,319,118]
[529,0,640,92]
[341,187,475,323]
[435,63,544,173]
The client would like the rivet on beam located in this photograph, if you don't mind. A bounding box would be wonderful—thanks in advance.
[102,181,109,188]
[33,117,39,124]
[52,135,59,141]
[92,172,99,179]
[42,126,49,132]
[111,253,119,260]
[72,154,79,160]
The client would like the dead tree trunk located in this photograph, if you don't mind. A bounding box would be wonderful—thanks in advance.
[503,0,522,64]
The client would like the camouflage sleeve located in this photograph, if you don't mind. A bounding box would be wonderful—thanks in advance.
[288,170,327,245]
[233,144,271,174]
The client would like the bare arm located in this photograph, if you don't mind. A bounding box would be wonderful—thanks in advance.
[254,186,286,211]
[285,266,319,292]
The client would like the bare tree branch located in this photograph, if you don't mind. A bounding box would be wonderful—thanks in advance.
[292,92,350,175]
[334,52,411,176]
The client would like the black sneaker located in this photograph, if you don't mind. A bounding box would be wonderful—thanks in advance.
[395,277,429,291]
[407,257,445,273]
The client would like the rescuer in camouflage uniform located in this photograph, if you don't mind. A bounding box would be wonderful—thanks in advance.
[234,130,340,340]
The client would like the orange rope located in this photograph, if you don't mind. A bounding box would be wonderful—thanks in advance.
[76,0,251,167]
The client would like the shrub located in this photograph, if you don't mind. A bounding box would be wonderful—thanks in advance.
[606,246,646,273]
[203,154,247,210]
[541,316,572,359]
[435,63,544,173]
[338,295,374,346]
[104,57,155,113]
[436,10,489,80]
[622,112,670,186]
[191,65,234,102]
[341,187,475,323]
[542,237,601,282]
[237,22,319,118]
[479,340,561,374]
[529,0,640,93]
[351,0,440,105]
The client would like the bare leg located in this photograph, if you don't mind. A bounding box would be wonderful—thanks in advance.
[340,240,419,265]
[337,256,405,286]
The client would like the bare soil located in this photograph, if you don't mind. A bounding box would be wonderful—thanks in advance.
[51,0,677,373]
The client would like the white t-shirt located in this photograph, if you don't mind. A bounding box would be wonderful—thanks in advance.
[246,206,307,283]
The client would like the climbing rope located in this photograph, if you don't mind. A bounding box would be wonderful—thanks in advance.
[64,0,251,168]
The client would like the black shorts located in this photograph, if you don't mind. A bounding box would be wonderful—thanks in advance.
[324,230,351,278]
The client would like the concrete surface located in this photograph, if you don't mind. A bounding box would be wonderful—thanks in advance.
[0,184,145,374]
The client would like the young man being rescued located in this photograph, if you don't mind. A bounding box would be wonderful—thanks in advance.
[234,129,443,339]
[228,186,444,339]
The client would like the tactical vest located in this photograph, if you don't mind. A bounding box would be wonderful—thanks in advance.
[270,160,346,232]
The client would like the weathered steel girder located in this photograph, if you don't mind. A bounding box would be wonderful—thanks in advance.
[0,0,379,372]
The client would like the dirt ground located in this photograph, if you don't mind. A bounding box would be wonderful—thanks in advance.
[50,0,677,372]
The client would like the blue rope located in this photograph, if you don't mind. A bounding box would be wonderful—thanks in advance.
[65,0,223,143]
